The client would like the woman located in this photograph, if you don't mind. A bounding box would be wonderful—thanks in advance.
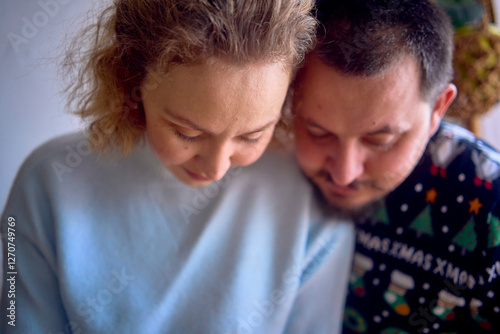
[1,1,354,333]
[64,0,316,183]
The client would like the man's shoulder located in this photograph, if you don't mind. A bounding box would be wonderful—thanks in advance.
[421,122,500,189]
[434,122,500,164]
[385,121,500,228]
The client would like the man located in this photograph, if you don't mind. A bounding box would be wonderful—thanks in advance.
[293,0,500,332]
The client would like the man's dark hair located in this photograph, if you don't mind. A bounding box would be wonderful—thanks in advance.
[315,0,454,101]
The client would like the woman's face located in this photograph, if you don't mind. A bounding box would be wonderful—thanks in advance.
[141,60,290,186]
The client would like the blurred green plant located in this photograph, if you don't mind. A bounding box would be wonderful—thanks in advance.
[436,0,485,28]
[437,0,500,135]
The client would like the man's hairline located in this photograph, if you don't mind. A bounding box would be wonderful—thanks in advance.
[300,50,445,106]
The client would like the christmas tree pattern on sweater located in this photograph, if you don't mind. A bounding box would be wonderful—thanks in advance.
[343,123,500,334]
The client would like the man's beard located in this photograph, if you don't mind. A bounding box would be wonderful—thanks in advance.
[310,179,386,224]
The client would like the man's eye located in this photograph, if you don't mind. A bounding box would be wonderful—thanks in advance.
[307,127,330,139]
[364,136,395,149]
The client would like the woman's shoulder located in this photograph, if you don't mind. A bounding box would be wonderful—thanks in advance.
[13,132,170,193]
[14,132,87,178]
[2,133,91,223]
[27,131,88,157]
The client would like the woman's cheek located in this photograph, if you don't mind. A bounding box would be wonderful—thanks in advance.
[147,129,186,165]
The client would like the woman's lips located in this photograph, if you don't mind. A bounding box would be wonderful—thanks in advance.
[183,168,210,181]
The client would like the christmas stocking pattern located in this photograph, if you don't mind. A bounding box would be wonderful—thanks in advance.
[428,132,465,178]
[349,253,374,297]
[383,270,414,316]
[432,290,465,321]
[470,298,492,330]
[471,150,500,189]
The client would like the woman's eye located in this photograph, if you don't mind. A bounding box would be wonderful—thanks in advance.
[240,136,262,144]
[174,130,199,142]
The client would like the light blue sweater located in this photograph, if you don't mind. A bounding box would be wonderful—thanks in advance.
[1,133,354,334]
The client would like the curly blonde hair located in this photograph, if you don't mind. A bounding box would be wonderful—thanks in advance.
[64,0,316,155]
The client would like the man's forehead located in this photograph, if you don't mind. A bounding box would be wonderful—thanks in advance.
[297,55,422,105]
[293,56,427,137]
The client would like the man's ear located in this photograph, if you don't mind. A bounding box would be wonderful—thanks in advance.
[429,83,457,136]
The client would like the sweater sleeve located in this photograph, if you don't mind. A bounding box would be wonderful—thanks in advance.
[1,144,71,333]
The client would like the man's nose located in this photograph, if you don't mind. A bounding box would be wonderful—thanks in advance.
[326,142,364,186]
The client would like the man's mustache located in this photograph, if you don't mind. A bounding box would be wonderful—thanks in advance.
[316,169,386,192]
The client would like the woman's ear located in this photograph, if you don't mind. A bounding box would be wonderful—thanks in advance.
[430,83,457,136]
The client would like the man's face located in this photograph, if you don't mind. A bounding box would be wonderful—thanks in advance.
[293,54,453,214]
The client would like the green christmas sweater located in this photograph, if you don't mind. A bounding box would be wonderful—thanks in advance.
[343,122,500,334]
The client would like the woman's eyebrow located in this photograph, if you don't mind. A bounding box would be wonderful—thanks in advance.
[163,108,214,134]
[164,108,279,136]
[242,119,280,135]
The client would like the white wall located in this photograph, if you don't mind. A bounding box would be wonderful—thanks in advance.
[1,0,98,210]
[2,0,500,210]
